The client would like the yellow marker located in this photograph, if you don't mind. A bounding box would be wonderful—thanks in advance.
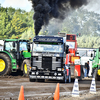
[97,69,100,76]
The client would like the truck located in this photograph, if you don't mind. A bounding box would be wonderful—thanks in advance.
[29,35,69,82]
[0,39,31,76]
[77,48,94,78]
[91,48,100,80]
[65,34,83,80]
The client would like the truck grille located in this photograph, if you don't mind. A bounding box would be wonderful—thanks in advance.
[32,56,62,70]
[42,57,52,70]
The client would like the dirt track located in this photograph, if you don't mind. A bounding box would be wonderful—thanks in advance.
[0,76,100,100]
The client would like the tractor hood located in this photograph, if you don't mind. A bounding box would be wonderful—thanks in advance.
[22,50,31,58]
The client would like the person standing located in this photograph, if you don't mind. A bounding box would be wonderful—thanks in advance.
[84,63,87,78]
[65,54,71,83]
[84,61,90,78]
[87,61,90,77]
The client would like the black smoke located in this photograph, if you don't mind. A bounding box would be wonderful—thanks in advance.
[30,0,89,36]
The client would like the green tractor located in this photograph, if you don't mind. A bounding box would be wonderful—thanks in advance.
[91,48,100,80]
[0,39,31,76]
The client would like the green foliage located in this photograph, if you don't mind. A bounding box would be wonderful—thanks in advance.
[77,35,100,48]
[60,27,69,33]
[11,12,28,38]
[0,5,34,39]
[21,24,43,40]
[21,26,35,40]
[7,7,15,16]
[0,11,11,39]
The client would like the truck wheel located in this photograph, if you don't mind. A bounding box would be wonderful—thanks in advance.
[0,54,11,76]
[29,78,36,82]
[22,59,31,76]
[37,79,45,82]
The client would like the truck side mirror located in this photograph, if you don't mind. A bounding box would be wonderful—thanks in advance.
[75,51,79,54]
[66,45,69,54]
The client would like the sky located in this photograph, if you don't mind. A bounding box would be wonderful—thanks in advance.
[0,0,100,14]
[0,0,32,12]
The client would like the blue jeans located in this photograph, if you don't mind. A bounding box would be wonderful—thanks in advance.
[67,68,71,83]
[84,68,87,77]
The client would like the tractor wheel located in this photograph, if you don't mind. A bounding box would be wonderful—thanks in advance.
[22,59,31,76]
[96,75,100,81]
[94,68,100,81]
[0,54,11,76]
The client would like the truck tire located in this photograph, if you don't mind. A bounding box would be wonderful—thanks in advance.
[0,54,11,76]
[37,79,45,82]
[22,59,31,76]
[29,78,36,82]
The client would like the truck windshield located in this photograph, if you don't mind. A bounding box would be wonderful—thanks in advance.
[66,42,75,49]
[33,43,63,53]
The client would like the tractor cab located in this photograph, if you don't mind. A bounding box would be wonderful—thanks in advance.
[4,40,17,59]
[0,39,31,76]
[4,39,30,60]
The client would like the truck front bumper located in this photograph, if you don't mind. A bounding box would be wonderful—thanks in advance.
[29,71,64,80]
[29,75,64,80]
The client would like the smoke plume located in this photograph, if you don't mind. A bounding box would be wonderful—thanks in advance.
[30,0,89,36]
[84,0,100,14]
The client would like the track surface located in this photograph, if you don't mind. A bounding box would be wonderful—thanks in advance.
[0,74,100,100]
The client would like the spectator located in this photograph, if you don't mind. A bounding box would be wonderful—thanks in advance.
[87,61,90,77]
[84,61,90,78]
[84,63,88,78]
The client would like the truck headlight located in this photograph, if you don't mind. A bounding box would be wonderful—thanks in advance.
[57,68,62,71]
[58,73,61,76]
[32,72,35,75]
[54,72,57,76]
[31,67,36,70]
[36,72,39,75]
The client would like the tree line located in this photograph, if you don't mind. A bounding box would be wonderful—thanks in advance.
[0,5,34,39]
[0,4,100,48]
